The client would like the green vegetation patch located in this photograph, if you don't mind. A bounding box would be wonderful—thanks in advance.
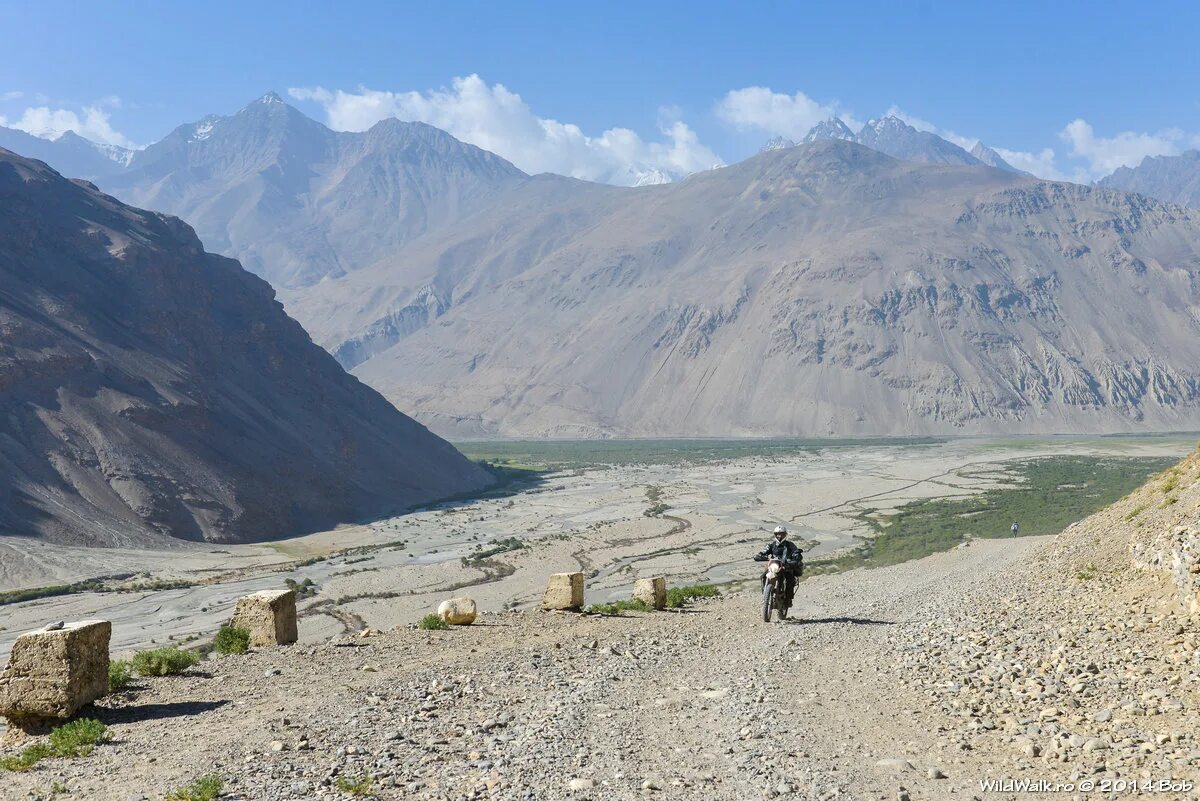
[808,456,1176,573]
[107,659,134,692]
[587,598,651,615]
[132,646,200,677]
[418,613,450,631]
[462,537,525,568]
[284,577,319,598]
[665,583,720,608]
[336,774,374,796]
[165,774,223,801]
[457,437,944,470]
[0,719,108,772]
[213,625,251,655]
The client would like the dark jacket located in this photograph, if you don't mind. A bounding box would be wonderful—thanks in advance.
[755,538,802,569]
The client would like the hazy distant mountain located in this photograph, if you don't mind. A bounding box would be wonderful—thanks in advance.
[855,116,981,166]
[0,125,131,180]
[101,92,526,288]
[970,142,1029,175]
[761,136,797,152]
[801,118,856,144]
[798,115,981,167]
[1099,150,1200,208]
[290,140,1200,439]
[0,148,491,546]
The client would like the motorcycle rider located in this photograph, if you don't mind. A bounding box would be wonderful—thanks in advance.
[753,525,803,606]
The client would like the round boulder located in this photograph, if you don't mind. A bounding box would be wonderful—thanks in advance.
[437,596,478,625]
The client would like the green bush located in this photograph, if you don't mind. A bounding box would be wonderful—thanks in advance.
[48,718,108,757]
[0,743,54,772]
[132,646,200,677]
[587,598,650,614]
[213,625,250,655]
[108,659,134,692]
[336,774,373,796]
[0,718,108,772]
[165,774,223,801]
[665,583,720,608]
[417,613,450,631]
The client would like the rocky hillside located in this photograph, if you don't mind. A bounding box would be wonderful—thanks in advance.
[293,140,1200,438]
[0,148,492,547]
[100,93,526,288]
[894,448,1200,778]
[1100,151,1200,209]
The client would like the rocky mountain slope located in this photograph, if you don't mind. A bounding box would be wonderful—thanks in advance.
[896,448,1200,781]
[0,148,492,547]
[290,140,1200,438]
[969,141,1026,174]
[99,93,526,288]
[1101,150,1200,209]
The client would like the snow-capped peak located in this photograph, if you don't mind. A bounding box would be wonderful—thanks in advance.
[761,136,797,152]
[801,118,856,144]
[189,115,222,143]
[258,91,284,105]
[632,168,672,187]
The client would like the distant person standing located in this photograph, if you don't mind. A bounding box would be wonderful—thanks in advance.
[1010,521,1019,536]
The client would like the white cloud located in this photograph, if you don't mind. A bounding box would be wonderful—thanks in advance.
[289,75,722,186]
[1058,119,1190,180]
[715,86,854,140]
[0,100,135,148]
[1,90,23,102]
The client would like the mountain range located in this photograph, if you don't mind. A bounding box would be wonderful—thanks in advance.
[764,115,1027,175]
[7,96,1200,439]
[296,140,1200,437]
[0,148,491,545]
[1099,150,1200,209]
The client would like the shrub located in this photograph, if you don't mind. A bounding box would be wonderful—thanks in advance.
[0,718,108,772]
[336,774,373,796]
[587,598,650,614]
[108,659,134,692]
[165,774,223,801]
[418,613,449,631]
[213,625,250,655]
[665,583,720,608]
[48,718,108,757]
[132,646,200,677]
[0,743,54,772]
[1123,504,1147,521]
[284,577,318,598]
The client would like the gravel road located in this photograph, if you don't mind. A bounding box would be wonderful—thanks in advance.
[3,536,1050,801]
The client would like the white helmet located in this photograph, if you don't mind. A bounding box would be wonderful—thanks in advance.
[773,525,788,538]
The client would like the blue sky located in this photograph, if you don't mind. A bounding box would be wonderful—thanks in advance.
[2,0,1198,182]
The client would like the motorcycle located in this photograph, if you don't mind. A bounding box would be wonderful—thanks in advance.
[760,557,790,622]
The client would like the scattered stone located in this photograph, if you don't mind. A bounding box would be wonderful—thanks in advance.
[542,572,584,611]
[229,589,298,647]
[437,596,478,625]
[0,619,110,728]
[633,576,667,610]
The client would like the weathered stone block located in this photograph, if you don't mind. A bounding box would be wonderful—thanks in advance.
[633,576,667,610]
[437,596,478,625]
[0,620,111,727]
[229,589,298,646]
[542,572,584,610]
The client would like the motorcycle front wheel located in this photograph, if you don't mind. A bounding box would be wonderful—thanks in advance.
[762,582,774,623]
